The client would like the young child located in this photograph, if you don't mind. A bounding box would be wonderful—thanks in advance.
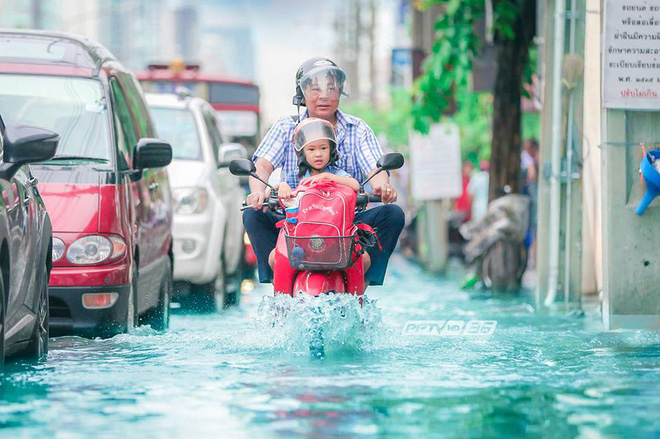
[268,118,369,272]
[276,117,360,198]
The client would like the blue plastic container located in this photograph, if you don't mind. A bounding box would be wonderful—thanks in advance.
[635,150,660,215]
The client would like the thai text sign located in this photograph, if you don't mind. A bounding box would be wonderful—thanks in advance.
[603,0,660,109]
[410,124,462,200]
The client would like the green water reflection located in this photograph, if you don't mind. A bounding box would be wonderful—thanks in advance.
[1,257,659,438]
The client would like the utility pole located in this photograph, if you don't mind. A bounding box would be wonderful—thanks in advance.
[32,0,42,29]
[368,0,377,106]
[352,0,362,101]
[411,3,449,274]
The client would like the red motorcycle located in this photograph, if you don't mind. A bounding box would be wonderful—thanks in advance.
[230,154,403,357]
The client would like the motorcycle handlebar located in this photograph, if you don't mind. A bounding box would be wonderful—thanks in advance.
[240,192,280,211]
[241,192,382,211]
[357,194,382,206]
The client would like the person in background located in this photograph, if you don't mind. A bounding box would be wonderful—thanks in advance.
[453,160,475,223]
[468,160,490,221]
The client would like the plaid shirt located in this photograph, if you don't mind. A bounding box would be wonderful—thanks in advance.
[253,109,382,189]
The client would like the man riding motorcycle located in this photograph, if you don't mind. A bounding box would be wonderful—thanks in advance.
[243,57,404,286]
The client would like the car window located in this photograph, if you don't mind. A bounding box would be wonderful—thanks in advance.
[203,107,222,164]
[110,78,138,168]
[150,108,202,161]
[0,74,111,163]
[121,74,156,138]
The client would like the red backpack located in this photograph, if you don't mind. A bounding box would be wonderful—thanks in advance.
[293,180,356,236]
[284,180,357,270]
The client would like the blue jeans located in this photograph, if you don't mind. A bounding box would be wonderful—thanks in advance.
[243,204,405,285]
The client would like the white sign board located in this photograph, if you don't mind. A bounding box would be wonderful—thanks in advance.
[603,0,660,109]
[410,123,462,200]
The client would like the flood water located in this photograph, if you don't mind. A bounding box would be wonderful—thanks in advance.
[2,257,660,438]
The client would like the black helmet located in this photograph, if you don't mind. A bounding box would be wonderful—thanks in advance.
[293,57,347,106]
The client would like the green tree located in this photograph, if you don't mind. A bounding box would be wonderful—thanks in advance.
[412,0,536,199]
[345,88,493,163]
[344,88,414,152]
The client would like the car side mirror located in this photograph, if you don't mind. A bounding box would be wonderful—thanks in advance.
[228,158,256,176]
[0,122,59,180]
[134,138,172,170]
[377,152,404,171]
[4,122,59,165]
[218,143,247,168]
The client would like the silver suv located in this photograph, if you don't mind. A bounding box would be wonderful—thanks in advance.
[147,92,246,311]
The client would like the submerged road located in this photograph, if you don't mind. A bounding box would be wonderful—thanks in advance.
[1,256,660,438]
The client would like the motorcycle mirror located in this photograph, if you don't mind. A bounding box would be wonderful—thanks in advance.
[377,153,404,171]
[229,159,256,176]
[361,153,405,189]
[229,158,275,190]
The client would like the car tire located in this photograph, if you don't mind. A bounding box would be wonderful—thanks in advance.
[188,259,227,313]
[140,261,172,331]
[24,270,49,360]
[224,259,242,307]
[0,268,5,371]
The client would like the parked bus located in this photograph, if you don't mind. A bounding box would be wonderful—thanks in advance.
[136,61,260,153]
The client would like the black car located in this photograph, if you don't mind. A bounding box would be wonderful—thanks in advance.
[0,116,58,367]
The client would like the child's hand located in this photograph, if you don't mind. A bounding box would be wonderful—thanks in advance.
[301,173,332,185]
[278,182,293,199]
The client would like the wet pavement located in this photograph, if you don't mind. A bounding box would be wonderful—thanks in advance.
[1,256,660,438]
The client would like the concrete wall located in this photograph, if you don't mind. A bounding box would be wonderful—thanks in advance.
[602,109,660,329]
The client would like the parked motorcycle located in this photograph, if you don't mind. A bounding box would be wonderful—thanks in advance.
[459,194,529,292]
[230,153,404,357]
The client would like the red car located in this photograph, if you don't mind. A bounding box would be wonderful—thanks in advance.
[0,30,174,337]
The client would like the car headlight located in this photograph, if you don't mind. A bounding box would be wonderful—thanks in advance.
[174,188,208,215]
[52,238,65,262]
[66,235,126,265]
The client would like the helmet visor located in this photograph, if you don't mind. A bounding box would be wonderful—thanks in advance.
[299,66,347,101]
[294,120,336,152]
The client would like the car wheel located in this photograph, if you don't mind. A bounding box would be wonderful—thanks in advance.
[25,270,49,361]
[140,261,172,331]
[223,259,242,307]
[0,268,5,371]
[188,260,226,313]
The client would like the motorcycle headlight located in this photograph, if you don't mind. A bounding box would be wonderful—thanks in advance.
[174,188,208,215]
[66,235,126,265]
[52,238,65,262]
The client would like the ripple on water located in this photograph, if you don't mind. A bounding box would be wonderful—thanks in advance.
[2,257,660,437]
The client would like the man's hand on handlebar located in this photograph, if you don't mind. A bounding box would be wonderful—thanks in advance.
[373,183,398,204]
[246,190,266,210]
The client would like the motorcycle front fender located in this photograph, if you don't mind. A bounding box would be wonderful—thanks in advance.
[293,271,346,297]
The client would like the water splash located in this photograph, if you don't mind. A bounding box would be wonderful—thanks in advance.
[255,293,383,356]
